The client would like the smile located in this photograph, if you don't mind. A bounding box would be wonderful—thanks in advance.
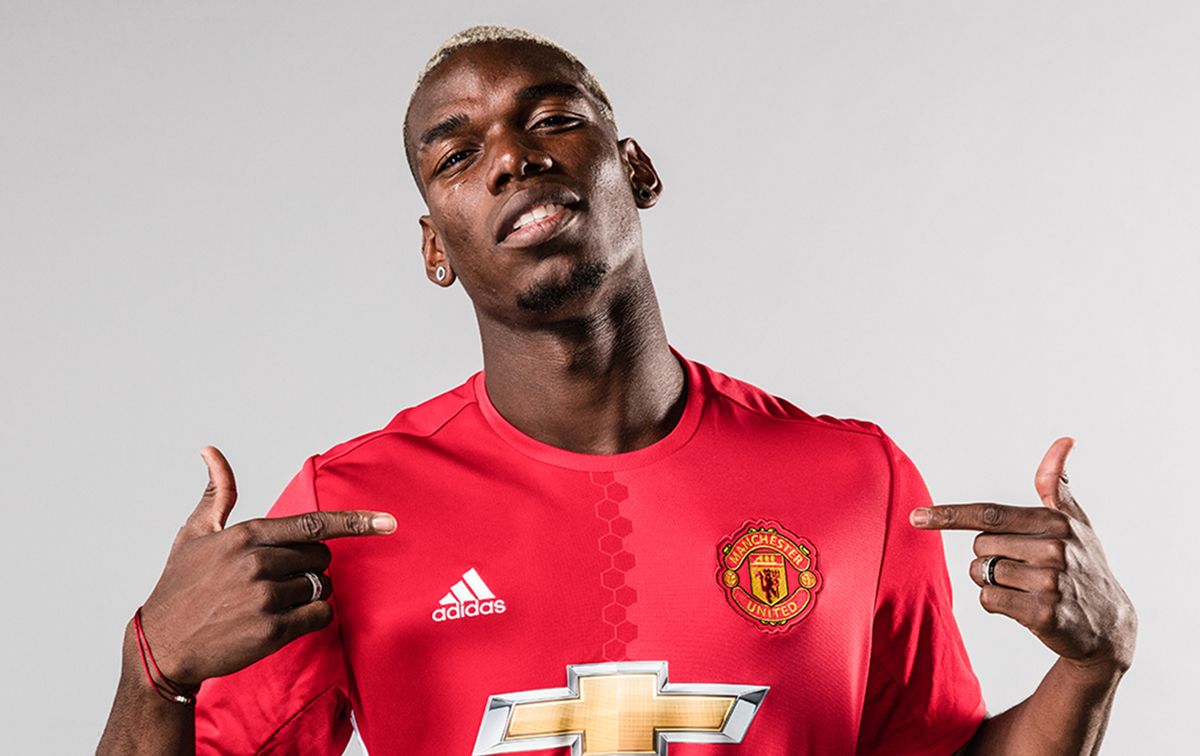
[512,203,567,233]
[501,203,577,247]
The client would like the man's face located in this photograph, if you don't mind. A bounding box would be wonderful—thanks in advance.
[407,41,660,324]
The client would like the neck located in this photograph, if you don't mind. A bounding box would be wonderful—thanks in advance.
[476,270,685,455]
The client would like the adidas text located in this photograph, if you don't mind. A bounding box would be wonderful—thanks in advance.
[432,599,507,622]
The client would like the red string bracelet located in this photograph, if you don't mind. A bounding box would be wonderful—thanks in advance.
[133,607,198,706]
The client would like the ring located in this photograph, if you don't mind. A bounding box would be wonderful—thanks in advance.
[303,571,323,603]
[981,555,1003,586]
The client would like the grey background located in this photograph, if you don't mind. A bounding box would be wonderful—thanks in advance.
[2,1,1196,752]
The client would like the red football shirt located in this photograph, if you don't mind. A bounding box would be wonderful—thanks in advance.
[196,352,986,754]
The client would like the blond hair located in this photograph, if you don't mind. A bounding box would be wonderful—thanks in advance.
[404,25,617,174]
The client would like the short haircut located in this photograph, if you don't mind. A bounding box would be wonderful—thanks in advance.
[403,25,617,184]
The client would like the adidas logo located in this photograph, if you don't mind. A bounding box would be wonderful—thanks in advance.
[431,568,507,623]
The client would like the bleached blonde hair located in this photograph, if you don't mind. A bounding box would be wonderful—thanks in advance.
[403,25,617,169]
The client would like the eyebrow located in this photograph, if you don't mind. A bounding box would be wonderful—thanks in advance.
[515,82,585,102]
[419,113,469,149]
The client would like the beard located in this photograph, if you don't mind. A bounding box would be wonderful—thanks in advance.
[516,260,609,313]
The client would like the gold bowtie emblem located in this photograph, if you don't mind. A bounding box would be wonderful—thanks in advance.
[473,661,768,755]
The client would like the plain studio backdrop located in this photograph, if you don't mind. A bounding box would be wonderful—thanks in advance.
[1,1,1196,753]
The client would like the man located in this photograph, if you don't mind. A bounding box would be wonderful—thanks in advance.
[99,26,1136,755]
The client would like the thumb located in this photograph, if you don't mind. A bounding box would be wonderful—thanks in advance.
[1034,436,1089,524]
[185,445,239,534]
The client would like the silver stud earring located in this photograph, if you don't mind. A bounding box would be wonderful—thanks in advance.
[637,187,652,201]
[435,265,447,282]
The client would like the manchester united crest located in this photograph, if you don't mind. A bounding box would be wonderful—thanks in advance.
[716,520,822,633]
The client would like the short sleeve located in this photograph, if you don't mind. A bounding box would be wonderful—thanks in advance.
[195,457,354,755]
[856,434,987,755]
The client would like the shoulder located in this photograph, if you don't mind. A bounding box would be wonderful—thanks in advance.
[310,372,481,472]
[689,356,913,483]
[693,356,887,441]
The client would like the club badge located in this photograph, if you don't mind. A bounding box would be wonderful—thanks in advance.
[716,520,822,633]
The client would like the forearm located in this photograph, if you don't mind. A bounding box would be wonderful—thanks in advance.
[961,657,1126,756]
[97,619,195,756]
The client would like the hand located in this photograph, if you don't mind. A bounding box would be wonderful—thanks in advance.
[136,446,396,686]
[910,437,1136,673]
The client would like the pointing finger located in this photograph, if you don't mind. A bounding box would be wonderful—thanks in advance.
[185,446,239,535]
[1034,437,1090,525]
[242,509,397,545]
[910,503,1072,536]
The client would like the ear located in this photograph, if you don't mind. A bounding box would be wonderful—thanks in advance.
[620,138,663,209]
[419,215,456,286]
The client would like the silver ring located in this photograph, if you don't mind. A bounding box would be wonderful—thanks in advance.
[981,555,1002,586]
[303,571,323,603]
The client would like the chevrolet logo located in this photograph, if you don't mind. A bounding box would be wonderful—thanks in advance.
[473,661,768,755]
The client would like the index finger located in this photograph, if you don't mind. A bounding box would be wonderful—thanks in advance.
[244,510,397,544]
[909,503,1070,536]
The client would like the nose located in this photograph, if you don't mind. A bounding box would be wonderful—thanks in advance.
[486,133,553,195]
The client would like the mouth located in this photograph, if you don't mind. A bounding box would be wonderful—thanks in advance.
[495,185,583,248]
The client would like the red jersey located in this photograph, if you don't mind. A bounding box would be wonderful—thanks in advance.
[196,353,985,755]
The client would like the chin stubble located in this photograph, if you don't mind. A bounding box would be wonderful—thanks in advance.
[516,260,609,313]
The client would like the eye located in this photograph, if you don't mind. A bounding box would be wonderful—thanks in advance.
[436,149,474,175]
[532,114,581,129]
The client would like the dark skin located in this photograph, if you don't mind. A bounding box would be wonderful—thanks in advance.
[927,437,1137,755]
[411,41,683,455]
[98,447,397,754]
[99,40,1134,754]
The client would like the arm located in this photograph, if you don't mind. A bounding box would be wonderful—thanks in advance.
[97,447,396,755]
[916,438,1137,755]
[97,619,195,755]
[960,657,1126,755]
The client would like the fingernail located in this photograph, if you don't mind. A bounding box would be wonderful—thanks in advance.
[371,513,397,533]
[910,508,931,526]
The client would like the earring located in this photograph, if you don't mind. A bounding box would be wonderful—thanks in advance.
[637,187,652,201]
[435,265,447,282]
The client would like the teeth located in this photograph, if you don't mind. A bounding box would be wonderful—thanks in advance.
[512,203,564,231]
